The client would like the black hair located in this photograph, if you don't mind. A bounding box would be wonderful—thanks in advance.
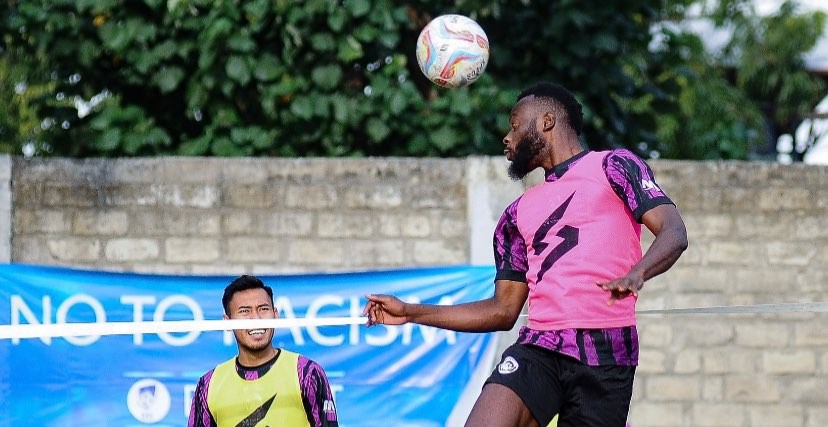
[222,275,274,314]
[517,82,584,135]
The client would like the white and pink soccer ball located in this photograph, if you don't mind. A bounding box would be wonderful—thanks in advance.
[415,14,490,88]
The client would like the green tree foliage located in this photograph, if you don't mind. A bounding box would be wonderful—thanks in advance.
[0,0,825,160]
[712,0,827,160]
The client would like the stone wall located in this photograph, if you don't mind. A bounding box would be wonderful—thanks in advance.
[2,155,827,426]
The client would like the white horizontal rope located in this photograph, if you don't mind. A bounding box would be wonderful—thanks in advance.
[0,317,367,340]
[1,302,826,340]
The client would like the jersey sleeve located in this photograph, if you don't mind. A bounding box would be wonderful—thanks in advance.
[493,198,528,283]
[603,149,674,222]
[298,355,339,427]
[188,370,217,427]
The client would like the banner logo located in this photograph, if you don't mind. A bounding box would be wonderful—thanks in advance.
[127,379,171,423]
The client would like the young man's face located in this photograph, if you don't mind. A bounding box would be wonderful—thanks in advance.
[225,288,277,354]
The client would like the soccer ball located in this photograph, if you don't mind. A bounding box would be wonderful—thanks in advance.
[415,14,490,88]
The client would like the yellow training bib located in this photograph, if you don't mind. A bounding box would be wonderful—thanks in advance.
[207,350,310,427]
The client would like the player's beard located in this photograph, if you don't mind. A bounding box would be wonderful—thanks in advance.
[508,126,544,180]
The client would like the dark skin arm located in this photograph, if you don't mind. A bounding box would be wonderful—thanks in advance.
[363,279,528,331]
[597,203,688,304]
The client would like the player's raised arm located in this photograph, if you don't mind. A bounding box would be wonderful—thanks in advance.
[362,279,527,332]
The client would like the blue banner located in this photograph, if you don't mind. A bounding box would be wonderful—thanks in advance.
[0,264,499,427]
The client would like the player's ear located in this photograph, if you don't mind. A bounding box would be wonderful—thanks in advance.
[223,313,229,320]
[542,112,555,132]
[274,308,280,319]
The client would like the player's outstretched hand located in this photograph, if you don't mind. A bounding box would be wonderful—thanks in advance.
[363,294,408,327]
[596,273,644,306]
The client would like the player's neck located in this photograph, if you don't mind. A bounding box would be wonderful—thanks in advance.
[238,346,278,367]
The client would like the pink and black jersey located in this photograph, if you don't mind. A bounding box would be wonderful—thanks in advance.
[493,149,674,366]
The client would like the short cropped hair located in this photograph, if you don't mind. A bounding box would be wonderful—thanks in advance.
[222,274,274,314]
[517,82,584,135]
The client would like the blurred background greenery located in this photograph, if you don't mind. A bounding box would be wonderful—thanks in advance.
[0,0,825,160]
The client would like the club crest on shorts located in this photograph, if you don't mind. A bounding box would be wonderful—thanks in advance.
[497,356,519,374]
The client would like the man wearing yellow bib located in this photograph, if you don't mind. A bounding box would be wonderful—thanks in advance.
[188,275,339,427]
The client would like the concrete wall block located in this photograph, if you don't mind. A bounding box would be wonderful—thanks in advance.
[733,213,800,239]
[222,211,257,235]
[105,238,160,261]
[645,375,700,400]
[226,237,284,262]
[47,238,101,261]
[223,184,277,208]
[400,214,431,238]
[13,236,51,261]
[725,375,782,402]
[735,323,791,347]
[164,238,220,263]
[702,376,724,401]
[285,185,339,209]
[638,323,673,347]
[786,377,828,403]
[795,269,828,293]
[317,213,376,238]
[73,210,129,235]
[345,240,405,267]
[439,214,467,239]
[703,350,758,374]
[706,241,764,266]
[637,350,667,374]
[265,212,314,237]
[132,211,221,236]
[155,184,220,208]
[627,402,685,427]
[101,185,159,206]
[220,158,272,184]
[105,159,164,183]
[288,240,344,266]
[375,214,401,237]
[411,240,466,264]
[407,185,464,209]
[766,241,817,266]
[689,403,746,427]
[762,351,816,374]
[756,188,814,211]
[747,405,804,427]
[719,187,761,213]
[159,158,223,183]
[675,320,735,347]
[795,323,828,346]
[807,407,828,427]
[674,350,702,373]
[795,216,828,239]
[12,182,43,207]
[14,210,71,234]
[732,267,801,293]
[43,185,98,207]
[683,214,734,238]
[665,266,731,292]
[343,185,403,209]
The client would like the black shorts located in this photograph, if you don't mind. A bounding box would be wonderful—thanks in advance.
[485,343,635,427]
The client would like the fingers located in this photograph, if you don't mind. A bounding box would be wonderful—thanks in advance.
[598,282,638,306]
[363,294,389,327]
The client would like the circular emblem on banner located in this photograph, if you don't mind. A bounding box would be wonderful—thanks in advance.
[127,378,171,423]
[498,356,519,374]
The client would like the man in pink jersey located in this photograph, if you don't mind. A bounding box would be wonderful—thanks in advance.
[363,82,688,427]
